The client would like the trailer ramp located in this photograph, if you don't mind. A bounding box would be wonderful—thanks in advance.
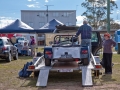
[81,66,93,86]
[36,67,51,87]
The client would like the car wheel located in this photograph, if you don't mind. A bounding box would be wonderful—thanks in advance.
[45,59,51,66]
[6,53,12,62]
[83,58,89,66]
[13,52,18,60]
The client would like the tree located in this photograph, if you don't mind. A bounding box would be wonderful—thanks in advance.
[81,0,118,30]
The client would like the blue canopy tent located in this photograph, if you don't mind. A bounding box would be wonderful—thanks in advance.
[40,19,64,30]
[0,19,55,33]
[0,19,35,33]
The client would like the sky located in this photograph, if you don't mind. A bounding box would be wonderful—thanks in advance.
[0,0,120,27]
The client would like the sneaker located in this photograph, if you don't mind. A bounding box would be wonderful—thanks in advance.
[105,72,112,74]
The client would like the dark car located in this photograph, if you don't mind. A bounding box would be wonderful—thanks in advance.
[54,25,102,55]
[0,37,18,62]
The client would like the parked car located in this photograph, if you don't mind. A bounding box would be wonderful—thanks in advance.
[0,37,18,62]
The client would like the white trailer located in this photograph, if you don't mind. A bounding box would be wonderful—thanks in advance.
[27,32,103,87]
[28,53,102,87]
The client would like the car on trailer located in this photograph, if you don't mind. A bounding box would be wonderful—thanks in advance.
[44,30,102,66]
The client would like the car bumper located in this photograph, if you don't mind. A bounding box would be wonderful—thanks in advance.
[0,51,9,57]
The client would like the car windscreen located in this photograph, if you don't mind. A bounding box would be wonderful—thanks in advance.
[0,39,3,46]
[91,32,98,42]
[54,35,78,46]
[17,38,24,40]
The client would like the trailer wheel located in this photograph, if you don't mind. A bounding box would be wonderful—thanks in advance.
[83,59,89,66]
[45,59,51,66]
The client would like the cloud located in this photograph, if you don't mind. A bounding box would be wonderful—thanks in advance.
[35,2,39,3]
[28,0,32,1]
[0,17,17,28]
[27,3,40,8]
[27,4,35,7]
[45,0,49,2]
[27,0,36,1]
[76,16,86,26]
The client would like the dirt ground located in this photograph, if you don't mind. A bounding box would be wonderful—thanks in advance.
[0,55,120,90]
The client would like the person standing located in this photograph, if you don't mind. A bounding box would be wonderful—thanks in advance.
[102,33,116,74]
[75,20,92,64]
[30,36,36,57]
[10,36,16,45]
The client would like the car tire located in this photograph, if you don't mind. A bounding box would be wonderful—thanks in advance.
[83,58,89,66]
[13,52,18,60]
[6,52,12,62]
[45,59,51,66]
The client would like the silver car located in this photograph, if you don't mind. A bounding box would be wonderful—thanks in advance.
[0,37,18,62]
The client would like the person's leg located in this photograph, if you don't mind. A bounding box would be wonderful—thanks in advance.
[32,47,35,57]
[31,45,35,57]
[21,50,23,55]
[23,50,26,55]
[31,46,33,56]
[107,53,112,74]
[103,53,108,74]
[25,50,27,55]
[79,39,91,64]
[79,39,85,64]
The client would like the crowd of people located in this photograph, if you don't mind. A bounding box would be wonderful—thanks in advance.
[10,35,36,57]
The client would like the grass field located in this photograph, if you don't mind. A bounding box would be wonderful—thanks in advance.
[0,54,120,90]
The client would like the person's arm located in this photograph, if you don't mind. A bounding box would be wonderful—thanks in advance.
[75,26,82,37]
[111,39,116,47]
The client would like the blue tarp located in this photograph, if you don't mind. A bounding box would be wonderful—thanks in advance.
[40,19,64,29]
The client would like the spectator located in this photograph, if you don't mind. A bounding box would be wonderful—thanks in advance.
[102,33,116,75]
[10,36,16,44]
[29,36,36,57]
[21,42,29,56]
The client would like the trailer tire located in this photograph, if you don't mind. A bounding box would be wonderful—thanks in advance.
[83,59,89,66]
[45,59,51,66]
